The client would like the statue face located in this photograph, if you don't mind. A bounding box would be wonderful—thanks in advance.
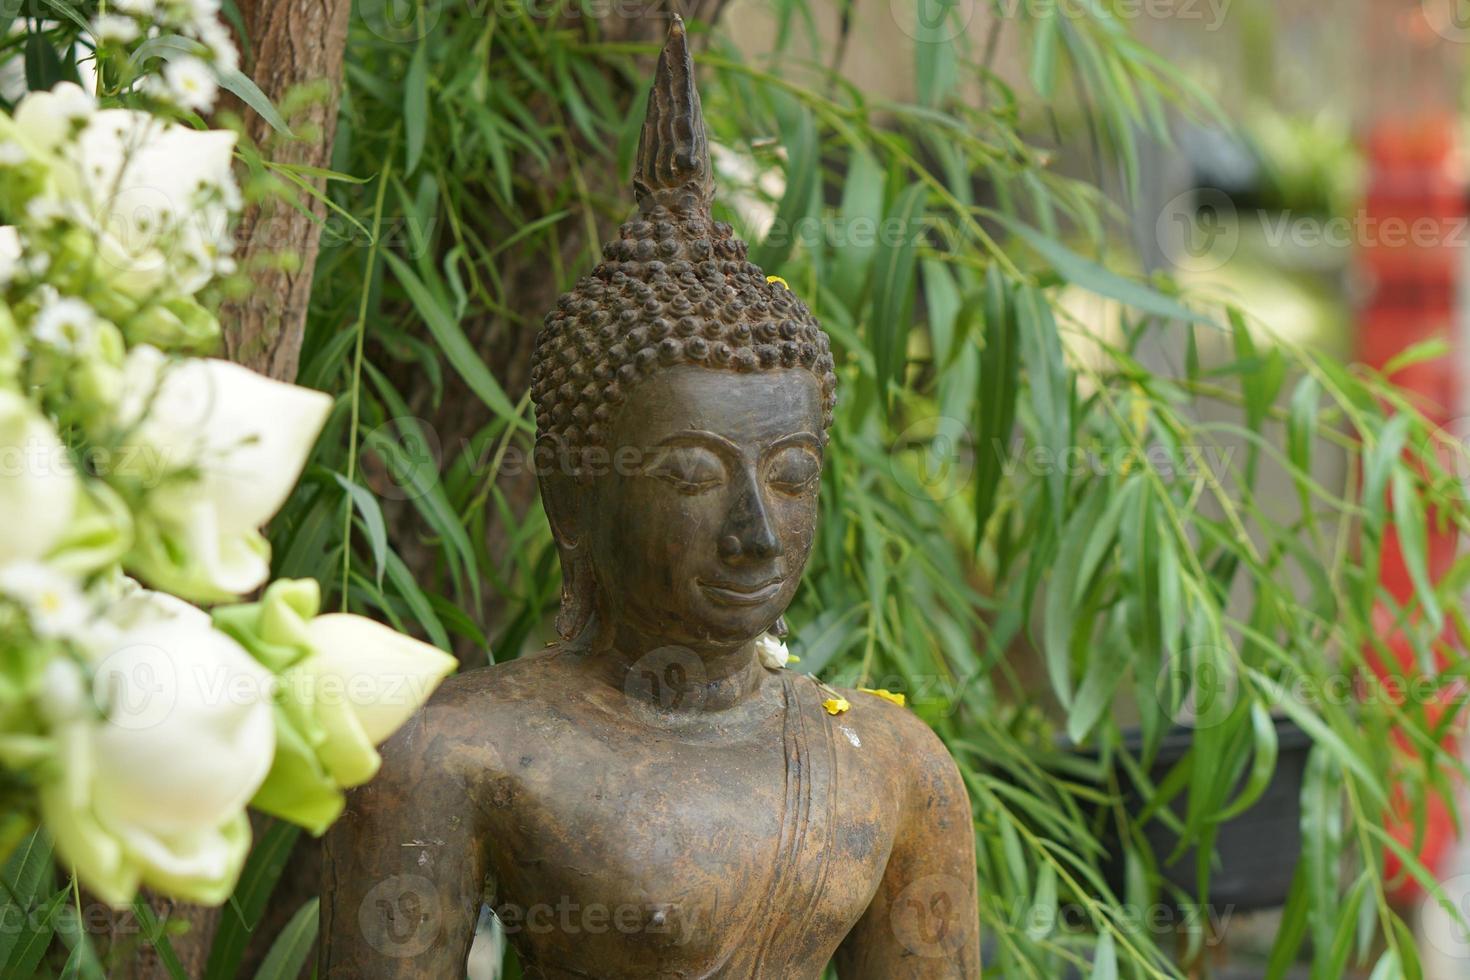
[588,364,824,646]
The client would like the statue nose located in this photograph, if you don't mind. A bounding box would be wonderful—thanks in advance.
[719,478,783,561]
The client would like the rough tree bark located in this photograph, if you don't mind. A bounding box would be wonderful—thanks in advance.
[218,0,354,380]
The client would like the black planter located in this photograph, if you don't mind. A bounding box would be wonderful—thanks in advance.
[1098,717,1314,912]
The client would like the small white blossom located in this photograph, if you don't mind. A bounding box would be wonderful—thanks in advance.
[114,0,158,14]
[93,14,142,45]
[32,296,99,352]
[196,19,239,74]
[25,197,66,227]
[0,562,90,640]
[162,57,218,113]
[755,632,791,670]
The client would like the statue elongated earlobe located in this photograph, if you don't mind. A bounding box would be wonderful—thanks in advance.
[632,14,713,213]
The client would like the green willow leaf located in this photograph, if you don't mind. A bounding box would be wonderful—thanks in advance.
[205,820,302,980]
[973,267,1020,549]
[868,181,927,415]
[1214,700,1280,823]
[382,251,521,423]
[1391,466,1443,633]
[334,472,390,588]
[1017,285,1070,519]
[252,898,319,980]
[1004,219,1214,326]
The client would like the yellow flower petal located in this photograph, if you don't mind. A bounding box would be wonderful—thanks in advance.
[822,696,851,716]
[860,688,906,707]
[766,275,789,290]
[787,654,800,663]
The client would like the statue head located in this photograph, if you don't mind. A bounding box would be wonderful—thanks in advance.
[530,16,838,651]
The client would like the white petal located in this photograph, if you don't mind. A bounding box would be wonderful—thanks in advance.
[754,632,790,669]
[0,391,78,562]
[88,617,275,834]
[119,346,333,532]
[306,614,458,746]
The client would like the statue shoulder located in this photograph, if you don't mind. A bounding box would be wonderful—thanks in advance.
[821,681,964,790]
[427,646,566,712]
[380,646,572,782]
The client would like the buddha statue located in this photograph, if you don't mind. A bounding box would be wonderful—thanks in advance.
[319,17,979,979]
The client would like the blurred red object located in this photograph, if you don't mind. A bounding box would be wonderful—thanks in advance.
[1356,110,1464,902]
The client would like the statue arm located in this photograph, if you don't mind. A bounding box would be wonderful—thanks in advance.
[835,717,981,979]
[318,703,491,978]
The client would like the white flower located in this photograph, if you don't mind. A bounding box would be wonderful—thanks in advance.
[92,14,141,44]
[116,345,333,600]
[755,632,791,670]
[0,140,26,166]
[12,82,94,152]
[162,57,218,113]
[40,587,276,906]
[0,561,89,639]
[114,0,157,14]
[70,109,240,296]
[0,390,78,564]
[32,296,99,352]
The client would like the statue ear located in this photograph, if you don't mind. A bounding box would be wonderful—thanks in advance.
[538,444,580,548]
[536,438,599,645]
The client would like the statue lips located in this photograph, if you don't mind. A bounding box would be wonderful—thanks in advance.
[698,576,784,606]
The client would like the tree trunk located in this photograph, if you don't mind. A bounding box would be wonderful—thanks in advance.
[218,0,354,381]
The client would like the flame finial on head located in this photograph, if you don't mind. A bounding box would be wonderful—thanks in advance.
[632,15,713,212]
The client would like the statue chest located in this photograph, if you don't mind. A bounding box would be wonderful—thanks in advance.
[479,684,899,978]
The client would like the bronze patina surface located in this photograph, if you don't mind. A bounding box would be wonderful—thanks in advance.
[319,17,979,978]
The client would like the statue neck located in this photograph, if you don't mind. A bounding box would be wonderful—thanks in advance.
[581,623,769,714]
